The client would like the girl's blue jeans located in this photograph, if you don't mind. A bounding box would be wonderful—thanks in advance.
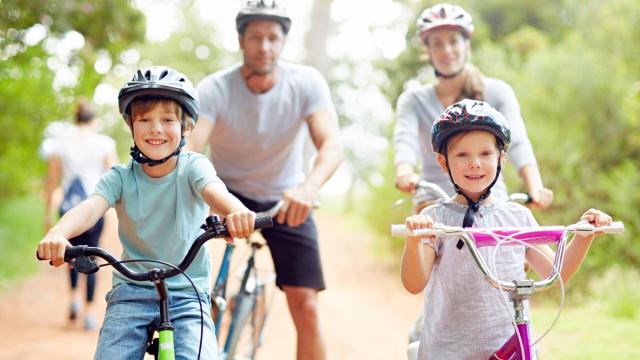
[94,282,218,360]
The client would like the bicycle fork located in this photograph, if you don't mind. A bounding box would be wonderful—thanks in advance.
[490,280,535,360]
[148,270,175,360]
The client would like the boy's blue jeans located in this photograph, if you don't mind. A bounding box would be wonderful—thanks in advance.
[94,282,218,360]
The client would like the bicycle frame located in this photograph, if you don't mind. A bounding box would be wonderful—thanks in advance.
[212,200,285,359]
[392,221,624,360]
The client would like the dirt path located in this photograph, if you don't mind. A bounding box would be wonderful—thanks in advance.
[0,210,421,359]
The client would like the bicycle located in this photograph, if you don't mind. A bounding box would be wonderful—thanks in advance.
[211,200,285,360]
[391,220,625,359]
[38,214,272,360]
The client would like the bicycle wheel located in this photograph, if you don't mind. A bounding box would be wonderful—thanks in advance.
[224,291,257,360]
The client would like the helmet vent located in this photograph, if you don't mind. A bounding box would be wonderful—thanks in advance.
[144,70,151,80]
[160,70,169,79]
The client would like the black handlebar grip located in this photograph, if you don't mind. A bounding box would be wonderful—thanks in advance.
[255,215,273,230]
[64,246,85,262]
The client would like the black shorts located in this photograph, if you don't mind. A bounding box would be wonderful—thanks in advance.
[229,190,325,291]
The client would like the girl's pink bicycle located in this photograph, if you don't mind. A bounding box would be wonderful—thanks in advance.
[392,220,624,360]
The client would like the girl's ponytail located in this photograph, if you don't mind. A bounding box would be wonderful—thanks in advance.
[459,63,485,102]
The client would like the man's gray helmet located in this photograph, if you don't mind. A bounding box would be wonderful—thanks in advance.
[236,0,292,35]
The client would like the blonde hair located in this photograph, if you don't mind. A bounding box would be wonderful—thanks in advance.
[459,63,485,102]
[127,96,195,132]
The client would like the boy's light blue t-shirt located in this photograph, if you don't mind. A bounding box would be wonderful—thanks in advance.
[94,152,223,292]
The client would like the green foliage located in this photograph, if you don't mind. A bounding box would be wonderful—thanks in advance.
[0,193,44,285]
[0,0,145,203]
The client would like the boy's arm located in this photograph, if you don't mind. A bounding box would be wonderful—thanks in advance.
[201,182,255,239]
[526,208,612,283]
[38,195,110,266]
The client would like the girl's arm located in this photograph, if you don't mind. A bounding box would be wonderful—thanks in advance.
[38,195,110,267]
[401,214,437,294]
[526,208,612,283]
[201,182,255,239]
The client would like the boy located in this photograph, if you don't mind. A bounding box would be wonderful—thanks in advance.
[38,66,255,359]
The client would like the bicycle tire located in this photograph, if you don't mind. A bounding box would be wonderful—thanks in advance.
[224,292,257,359]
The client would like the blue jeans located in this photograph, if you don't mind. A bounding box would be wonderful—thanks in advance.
[94,283,218,360]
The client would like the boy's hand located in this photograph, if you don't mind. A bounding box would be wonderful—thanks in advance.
[225,210,256,239]
[37,233,72,267]
[405,214,436,244]
[580,208,613,232]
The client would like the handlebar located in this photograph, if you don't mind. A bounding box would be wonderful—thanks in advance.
[391,221,624,292]
[37,215,273,282]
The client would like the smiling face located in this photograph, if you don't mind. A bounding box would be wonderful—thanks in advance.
[425,28,470,77]
[239,19,286,75]
[130,99,184,173]
[437,130,503,200]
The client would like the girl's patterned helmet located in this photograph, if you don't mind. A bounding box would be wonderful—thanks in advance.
[431,99,510,154]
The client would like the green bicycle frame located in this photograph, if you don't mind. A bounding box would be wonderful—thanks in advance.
[158,329,175,360]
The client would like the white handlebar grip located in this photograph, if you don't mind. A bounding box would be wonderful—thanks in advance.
[391,224,411,237]
[600,221,625,234]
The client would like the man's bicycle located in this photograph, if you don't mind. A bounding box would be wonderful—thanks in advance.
[391,220,625,359]
[38,215,272,360]
[211,201,285,360]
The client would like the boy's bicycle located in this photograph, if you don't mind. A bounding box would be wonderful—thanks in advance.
[391,220,625,360]
[211,200,286,360]
[38,215,272,360]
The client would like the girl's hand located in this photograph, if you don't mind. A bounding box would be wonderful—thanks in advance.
[580,208,613,231]
[225,210,256,239]
[405,214,436,244]
[38,233,72,267]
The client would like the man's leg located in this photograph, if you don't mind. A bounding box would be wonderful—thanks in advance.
[283,286,325,360]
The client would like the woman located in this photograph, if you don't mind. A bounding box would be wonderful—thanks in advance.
[44,98,118,330]
[393,3,553,209]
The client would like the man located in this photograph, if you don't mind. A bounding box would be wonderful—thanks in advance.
[189,1,343,359]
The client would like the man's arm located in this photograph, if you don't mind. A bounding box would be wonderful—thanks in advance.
[186,115,214,153]
[277,107,344,227]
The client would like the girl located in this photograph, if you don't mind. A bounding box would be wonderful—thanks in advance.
[401,99,612,359]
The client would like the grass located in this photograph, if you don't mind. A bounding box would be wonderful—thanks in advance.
[0,193,45,288]
[533,302,640,359]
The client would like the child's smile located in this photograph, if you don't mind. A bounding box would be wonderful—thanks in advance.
[132,105,182,162]
[440,130,501,201]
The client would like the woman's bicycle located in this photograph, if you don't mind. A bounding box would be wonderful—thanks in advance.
[211,201,285,360]
[38,215,272,360]
[391,220,625,360]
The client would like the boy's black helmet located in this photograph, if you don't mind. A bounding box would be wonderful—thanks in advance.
[118,66,199,122]
[236,0,292,35]
[431,99,511,154]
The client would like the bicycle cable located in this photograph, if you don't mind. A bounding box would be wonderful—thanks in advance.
[97,258,205,360]
[467,229,566,354]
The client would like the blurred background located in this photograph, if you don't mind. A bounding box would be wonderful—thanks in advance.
[1,0,639,358]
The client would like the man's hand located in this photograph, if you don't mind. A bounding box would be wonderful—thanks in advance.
[277,184,319,227]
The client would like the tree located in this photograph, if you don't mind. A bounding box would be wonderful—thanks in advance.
[0,0,145,202]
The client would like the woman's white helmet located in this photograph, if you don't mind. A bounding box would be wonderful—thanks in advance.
[417,3,474,43]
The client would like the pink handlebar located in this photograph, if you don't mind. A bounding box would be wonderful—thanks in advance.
[470,227,566,247]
